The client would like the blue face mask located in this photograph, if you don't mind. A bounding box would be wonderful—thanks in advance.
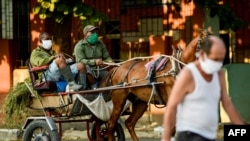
[87,33,99,44]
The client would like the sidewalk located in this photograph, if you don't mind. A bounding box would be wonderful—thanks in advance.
[0,114,225,141]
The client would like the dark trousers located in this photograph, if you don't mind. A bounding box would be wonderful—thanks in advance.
[177,131,215,141]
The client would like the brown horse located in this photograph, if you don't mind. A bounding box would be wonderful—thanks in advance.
[102,30,210,141]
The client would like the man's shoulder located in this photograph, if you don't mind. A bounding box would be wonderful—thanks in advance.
[75,39,88,46]
[177,66,193,82]
[98,40,105,45]
[75,39,90,50]
[96,40,106,48]
[180,66,193,75]
[31,47,55,55]
[31,46,41,53]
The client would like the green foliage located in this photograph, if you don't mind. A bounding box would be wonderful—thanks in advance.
[1,78,40,128]
[32,0,109,27]
[193,0,248,31]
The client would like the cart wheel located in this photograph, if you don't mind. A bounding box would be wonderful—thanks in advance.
[22,120,60,141]
[91,121,125,141]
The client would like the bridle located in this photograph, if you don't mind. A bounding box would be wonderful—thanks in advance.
[197,29,213,51]
[172,29,213,74]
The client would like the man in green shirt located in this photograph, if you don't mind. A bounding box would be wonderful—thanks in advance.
[30,32,86,91]
[74,25,113,89]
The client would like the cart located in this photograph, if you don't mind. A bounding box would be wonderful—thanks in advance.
[21,62,130,141]
[22,60,164,141]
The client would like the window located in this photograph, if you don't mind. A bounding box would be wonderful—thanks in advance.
[105,20,120,39]
[0,0,13,39]
[105,21,120,34]
[121,0,170,8]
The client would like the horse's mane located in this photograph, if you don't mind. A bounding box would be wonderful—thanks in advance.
[179,28,213,64]
[196,28,213,40]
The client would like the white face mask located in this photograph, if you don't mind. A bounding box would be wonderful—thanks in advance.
[42,40,52,50]
[199,54,223,74]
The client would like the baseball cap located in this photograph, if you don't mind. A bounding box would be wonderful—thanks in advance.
[83,25,99,35]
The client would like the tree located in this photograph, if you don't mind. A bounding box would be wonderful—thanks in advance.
[32,0,108,54]
[192,0,247,31]
[33,0,108,27]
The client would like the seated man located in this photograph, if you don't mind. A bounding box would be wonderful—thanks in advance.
[30,32,87,91]
[74,25,113,89]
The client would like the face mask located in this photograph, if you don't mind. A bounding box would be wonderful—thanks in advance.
[87,32,99,44]
[42,40,52,50]
[199,54,223,74]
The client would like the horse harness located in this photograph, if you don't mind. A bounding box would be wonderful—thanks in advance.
[122,59,142,84]
[108,55,184,107]
[105,30,211,107]
[145,55,184,107]
[145,56,167,106]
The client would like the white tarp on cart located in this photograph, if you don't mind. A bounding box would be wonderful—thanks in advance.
[73,94,132,121]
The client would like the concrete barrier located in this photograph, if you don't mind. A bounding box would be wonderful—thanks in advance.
[0,129,21,141]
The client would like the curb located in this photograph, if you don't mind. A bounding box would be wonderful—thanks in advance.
[0,129,22,141]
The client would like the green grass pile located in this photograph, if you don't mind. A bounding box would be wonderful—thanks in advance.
[1,78,39,128]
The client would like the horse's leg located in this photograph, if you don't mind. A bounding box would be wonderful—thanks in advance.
[125,100,148,141]
[107,90,128,141]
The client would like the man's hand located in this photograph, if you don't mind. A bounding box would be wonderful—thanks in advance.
[104,62,116,66]
[95,59,103,66]
[54,54,61,59]
[54,53,65,59]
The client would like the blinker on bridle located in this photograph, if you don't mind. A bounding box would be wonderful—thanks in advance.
[196,30,212,52]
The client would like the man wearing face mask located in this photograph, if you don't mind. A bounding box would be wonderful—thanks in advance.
[74,25,113,89]
[30,32,86,91]
[161,35,244,141]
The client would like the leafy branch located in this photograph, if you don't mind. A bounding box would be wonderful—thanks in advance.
[193,0,248,31]
[32,0,109,27]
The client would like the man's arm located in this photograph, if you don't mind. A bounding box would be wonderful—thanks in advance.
[162,67,193,141]
[30,49,54,66]
[74,42,96,66]
[219,70,244,125]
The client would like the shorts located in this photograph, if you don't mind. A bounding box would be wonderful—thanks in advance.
[177,131,215,141]
[43,60,78,81]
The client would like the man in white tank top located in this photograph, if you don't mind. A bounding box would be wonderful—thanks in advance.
[162,35,244,141]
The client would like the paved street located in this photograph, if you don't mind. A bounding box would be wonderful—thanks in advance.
[62,138,162,141]
[7,113,225,141]
[62,139,161,141]
[60,114,224,141]
[62,138,224,141]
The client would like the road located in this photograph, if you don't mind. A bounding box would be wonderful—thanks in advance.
[62,139,162,141]
[62,138,224,141]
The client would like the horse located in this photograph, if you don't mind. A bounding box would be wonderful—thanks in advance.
[101,30,211,141]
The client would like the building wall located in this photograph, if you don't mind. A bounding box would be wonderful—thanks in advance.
[29,0,46,51]
[0,40,11,94]
[0,39,11,125]
[84,0,204,61]
[227,0,250,63]
[84,0,250,63]
[0,0,247,97]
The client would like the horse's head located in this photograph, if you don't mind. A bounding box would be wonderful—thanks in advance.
[180,29,213,64]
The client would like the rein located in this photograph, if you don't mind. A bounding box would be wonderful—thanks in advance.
[103,55,187,108]
[104,55,186,87]
[92,54,187,79]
